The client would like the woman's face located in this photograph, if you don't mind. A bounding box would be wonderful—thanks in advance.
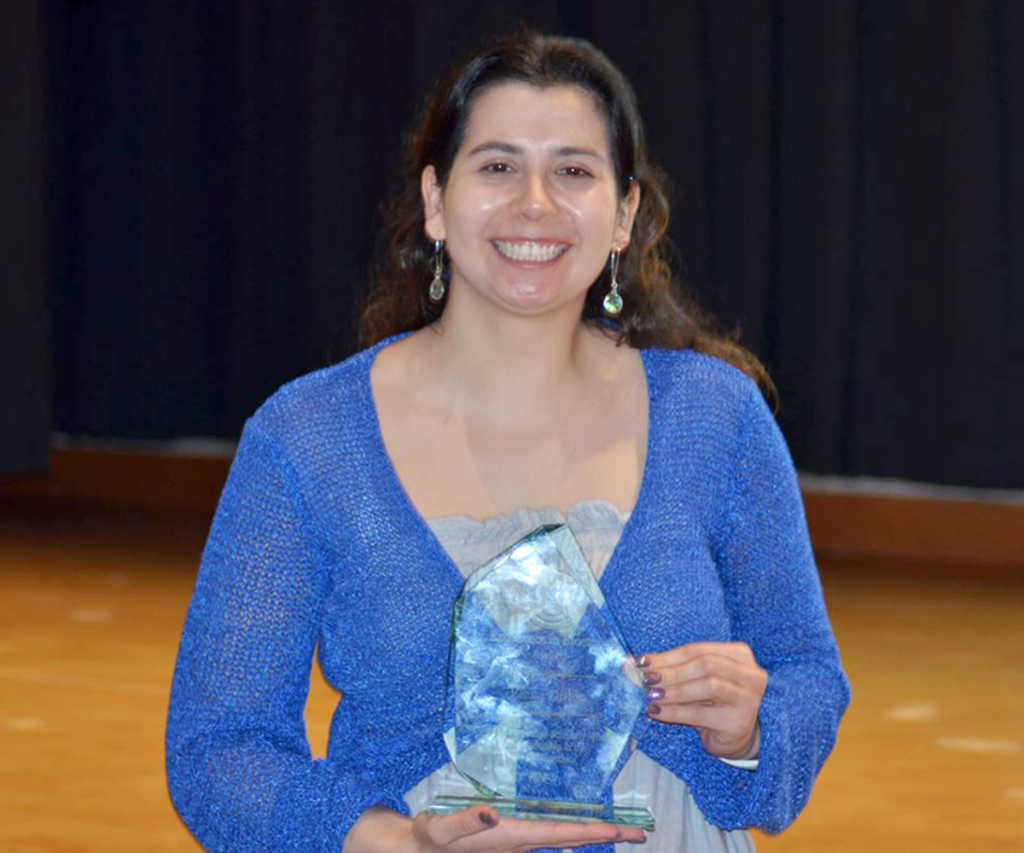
[422,83,639,318]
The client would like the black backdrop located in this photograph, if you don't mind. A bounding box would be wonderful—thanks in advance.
[1,0,49,475]
[4,1,1022,488]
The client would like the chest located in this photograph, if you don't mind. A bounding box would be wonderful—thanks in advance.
[368,335,651,521]
[376,387,647,522]
[393,419,645,520]
[316,499,732,702]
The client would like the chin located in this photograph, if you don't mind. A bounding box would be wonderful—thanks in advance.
[505,288,545,308]
[497,283,559,311]
[499,291,586,319]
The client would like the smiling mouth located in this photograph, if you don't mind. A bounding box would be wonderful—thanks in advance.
[492,240,570,263]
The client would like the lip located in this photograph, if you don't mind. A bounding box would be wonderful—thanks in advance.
[490,238,571,266]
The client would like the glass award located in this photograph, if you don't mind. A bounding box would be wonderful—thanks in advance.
[428,524,654,829]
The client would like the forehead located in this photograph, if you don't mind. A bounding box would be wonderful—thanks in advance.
[460,82,611,156]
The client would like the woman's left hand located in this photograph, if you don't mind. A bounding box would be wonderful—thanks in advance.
[637,642,767,761]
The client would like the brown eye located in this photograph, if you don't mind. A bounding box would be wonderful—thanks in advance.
[558,166,593,179]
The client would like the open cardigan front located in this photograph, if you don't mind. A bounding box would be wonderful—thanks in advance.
[166,337,850,853]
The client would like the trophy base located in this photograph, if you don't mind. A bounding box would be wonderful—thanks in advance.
[428,795,655,831]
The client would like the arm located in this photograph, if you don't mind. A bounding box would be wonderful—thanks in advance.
[644,385,850,832]
[165,414,405,852]
[166,412,645,852]
[711,385,850,831]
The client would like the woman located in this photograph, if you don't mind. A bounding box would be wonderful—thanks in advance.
[167,31,849,853]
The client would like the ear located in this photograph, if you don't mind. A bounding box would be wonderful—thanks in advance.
[421,165,446,242]
[612,180,641,251]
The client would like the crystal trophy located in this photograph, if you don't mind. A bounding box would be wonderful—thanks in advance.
[428,524,654,829]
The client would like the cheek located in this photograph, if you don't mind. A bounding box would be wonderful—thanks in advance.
[564,194,620,245]
[443,183,504,239]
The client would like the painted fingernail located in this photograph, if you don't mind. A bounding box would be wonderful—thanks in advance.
[636,655,651,668]
[480,811,497,827]
[643,670,661,685]
[646,704,662,716]
[647,688,664,701]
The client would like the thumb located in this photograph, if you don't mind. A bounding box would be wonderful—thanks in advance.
[426,805,499,846]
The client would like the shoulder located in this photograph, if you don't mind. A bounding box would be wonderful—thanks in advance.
[244,334,404,443]
[643,346,767,422]
[246,353,366,439]
[642,347,787,484]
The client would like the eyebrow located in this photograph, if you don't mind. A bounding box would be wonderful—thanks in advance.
[464,141,606,161]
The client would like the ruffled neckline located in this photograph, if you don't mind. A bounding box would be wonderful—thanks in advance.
[426,499,628,581]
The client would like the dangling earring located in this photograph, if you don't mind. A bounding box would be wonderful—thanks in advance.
[429,240,446,302]
[603,249,624,316]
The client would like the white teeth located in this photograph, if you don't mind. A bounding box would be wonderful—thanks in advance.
[494,240,568,262]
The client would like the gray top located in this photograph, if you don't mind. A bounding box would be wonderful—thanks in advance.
[403,500,755,853]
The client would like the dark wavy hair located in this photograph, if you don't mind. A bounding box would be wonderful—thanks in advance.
[359,30,772,396]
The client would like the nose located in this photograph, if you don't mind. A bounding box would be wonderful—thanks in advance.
[513,173,558,218]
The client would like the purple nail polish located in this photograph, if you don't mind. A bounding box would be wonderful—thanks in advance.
[647,704,662,716]
[647,687,664,701]
[479,811,497,827]
[643,670,661,685]
[636,655,650,668]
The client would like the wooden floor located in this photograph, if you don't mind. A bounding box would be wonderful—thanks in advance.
[1,502,1022,852]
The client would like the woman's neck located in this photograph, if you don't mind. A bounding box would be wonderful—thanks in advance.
[418,294,611,419]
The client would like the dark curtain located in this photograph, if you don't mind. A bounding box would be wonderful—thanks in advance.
[23,1,1024,487]
[1,0,49,474]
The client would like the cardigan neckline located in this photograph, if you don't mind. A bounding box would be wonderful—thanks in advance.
[358,332,660,597]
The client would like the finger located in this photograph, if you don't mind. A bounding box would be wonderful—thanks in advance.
[522,829,646,850]
[649,672,747,708]
[648,698,732,729]
[638,642,756,670]
[666,656,765,694]
[611,825,646,845]
[649,654,766,695]
[421,812,636,851]
[538,821,645,848]
[487,817,638,850]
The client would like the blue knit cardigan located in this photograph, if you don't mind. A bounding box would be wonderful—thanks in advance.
[166,337,850,852]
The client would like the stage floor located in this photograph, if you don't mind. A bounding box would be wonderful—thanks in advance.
[1,503,1022,852]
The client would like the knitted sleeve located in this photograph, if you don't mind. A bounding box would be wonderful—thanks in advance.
[165,413,403,852]
[684,384,851,833]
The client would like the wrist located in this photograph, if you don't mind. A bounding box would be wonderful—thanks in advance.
[720,720,761,757]
[725,722,761,761]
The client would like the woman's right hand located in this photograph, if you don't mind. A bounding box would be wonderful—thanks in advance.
[345,804,645,852]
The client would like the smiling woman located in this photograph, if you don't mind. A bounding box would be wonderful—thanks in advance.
[166,30,849,853]
[360,33,771,394]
